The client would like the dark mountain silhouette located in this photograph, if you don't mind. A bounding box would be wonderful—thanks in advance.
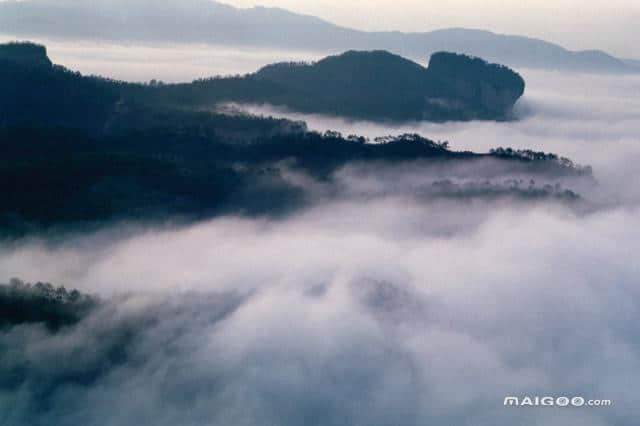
[0,278,99,330]
[138,50,525,122]
[0,42,589,237]
[0,41,51,68]
[0,42,120,131]
[252,50,524,120]
[0,0,637,73]
[2,42,524,122]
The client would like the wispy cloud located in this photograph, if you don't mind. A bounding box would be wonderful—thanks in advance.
[1,61,639,425]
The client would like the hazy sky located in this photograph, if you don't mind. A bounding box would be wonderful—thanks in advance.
[226,0,640,58]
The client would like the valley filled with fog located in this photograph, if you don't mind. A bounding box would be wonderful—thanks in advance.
[240,69,640,204]
[1,41,639,426]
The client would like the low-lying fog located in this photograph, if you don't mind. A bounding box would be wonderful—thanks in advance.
[238,70,640,205]
[1,41,639,425]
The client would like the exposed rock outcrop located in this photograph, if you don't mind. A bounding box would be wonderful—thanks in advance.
[426,52,525,117]
[251,50,525,121]
[0,42,52,68]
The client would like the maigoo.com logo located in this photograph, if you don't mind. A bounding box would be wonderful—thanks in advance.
[504,396,612,407]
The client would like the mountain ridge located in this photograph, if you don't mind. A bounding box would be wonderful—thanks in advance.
[0,0,637,73]
[0,41,526,123]
[249,50,525,121]
[0,41,590,236]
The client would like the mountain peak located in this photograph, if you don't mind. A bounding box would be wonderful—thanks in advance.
[0,42,52,68]
[254,49,524,121]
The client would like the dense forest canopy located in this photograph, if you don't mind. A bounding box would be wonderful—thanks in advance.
[155,50,526,121]
[1,43,526,123]
[0,42,588,237]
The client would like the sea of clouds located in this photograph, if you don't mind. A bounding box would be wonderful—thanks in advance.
[1,42,639,425]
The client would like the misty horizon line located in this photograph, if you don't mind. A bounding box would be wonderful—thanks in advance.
[0,0,635,60]
[1,0,638,74]
[217,2,638,62]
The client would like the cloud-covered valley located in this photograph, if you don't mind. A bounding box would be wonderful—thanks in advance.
[1,63,639,425]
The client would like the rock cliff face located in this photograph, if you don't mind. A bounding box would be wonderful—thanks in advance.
[0,42,118,130]
[252,50,525,121]
[0,42,525,123]
[426,52,525,117]
[0,42,52,68]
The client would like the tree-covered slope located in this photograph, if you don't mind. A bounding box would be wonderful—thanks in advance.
[0,42,587,237]
[142,50,525,122]
[2,42,524,122]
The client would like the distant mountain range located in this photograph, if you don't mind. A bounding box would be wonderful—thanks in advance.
[0,0,638,74]
[623,58,640,69]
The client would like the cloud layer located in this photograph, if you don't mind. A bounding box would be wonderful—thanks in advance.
[1,67,639,425]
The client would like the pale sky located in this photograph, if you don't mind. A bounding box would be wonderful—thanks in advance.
[225,0,640,58]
